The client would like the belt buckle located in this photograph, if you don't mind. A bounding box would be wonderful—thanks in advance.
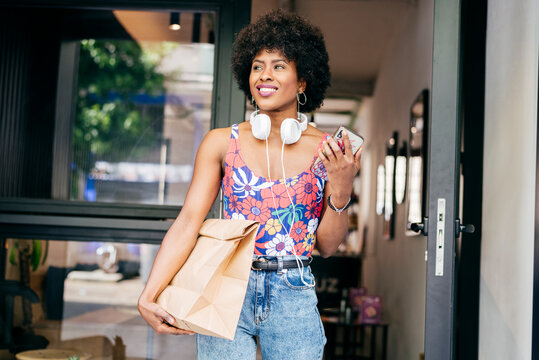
[251,257,267,271]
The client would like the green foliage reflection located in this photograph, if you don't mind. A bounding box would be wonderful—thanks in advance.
[74,39,165,171]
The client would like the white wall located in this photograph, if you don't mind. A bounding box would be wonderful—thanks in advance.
[479,0,539,359]
[356,0,433,359]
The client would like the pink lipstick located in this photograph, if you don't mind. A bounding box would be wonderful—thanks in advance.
[256,85,278,97]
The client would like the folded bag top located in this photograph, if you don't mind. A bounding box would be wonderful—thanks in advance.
[157,218,260,340]
[198,218,260,241]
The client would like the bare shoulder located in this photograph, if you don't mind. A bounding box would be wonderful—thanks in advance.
[306,124,327,138]
[204,126,231,142]
[303,124,328,146]
[237,120,251,132]
[198,126,231,161]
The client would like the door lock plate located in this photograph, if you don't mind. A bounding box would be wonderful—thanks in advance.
[435,198,445,276]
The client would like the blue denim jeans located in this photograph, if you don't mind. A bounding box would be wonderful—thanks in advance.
[196,257,326,360]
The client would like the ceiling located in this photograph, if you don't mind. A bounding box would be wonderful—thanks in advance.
[61,1,413,100]
[53,1,413,129]
[251,0,414,98]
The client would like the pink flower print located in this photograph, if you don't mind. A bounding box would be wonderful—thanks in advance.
[294,173,319,206]
[261,183,296,209]
[254,227,267,255]
[256,226,266,240]
[265,233,293,256]
[227,136,240,155]
[225,139,244,169]
[254,245,265,256]
[223,174,234,199]
[227,194,242,213]
[293,242,307,256]
[240,197,271,223]
[230,153,244,170]
[290,221,307,242]
[305,203,321,219]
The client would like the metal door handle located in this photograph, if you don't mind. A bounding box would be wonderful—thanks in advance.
[408,217,429,236]
[455,219,475,236]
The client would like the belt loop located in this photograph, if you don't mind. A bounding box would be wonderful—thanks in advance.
[277,257,284,274]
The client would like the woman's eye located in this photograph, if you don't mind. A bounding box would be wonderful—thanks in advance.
[253,65,263,71]
[274,64,285,70]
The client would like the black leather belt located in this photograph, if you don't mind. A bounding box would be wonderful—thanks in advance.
[251,258,311,271]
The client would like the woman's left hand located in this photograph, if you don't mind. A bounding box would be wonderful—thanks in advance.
[318,132,362,203]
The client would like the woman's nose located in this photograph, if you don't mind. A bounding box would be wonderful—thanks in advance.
[260,67,273,80]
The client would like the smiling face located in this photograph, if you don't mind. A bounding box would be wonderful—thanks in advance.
[249,49,305,116]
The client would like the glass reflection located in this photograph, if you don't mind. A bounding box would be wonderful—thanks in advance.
[376,164,385,216]
[407,156,423,224]
[4,239,196,359]
[383,155,394,221]
[406,89,429,234]
[71,11,216,206]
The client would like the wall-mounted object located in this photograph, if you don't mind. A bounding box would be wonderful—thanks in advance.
[169,12,181,30]
[383,131,398,239]
[395,141,408,205]
[406,89,429,236]
[376,164,385,216]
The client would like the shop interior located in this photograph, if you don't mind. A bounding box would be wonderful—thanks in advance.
[0,0,434,359]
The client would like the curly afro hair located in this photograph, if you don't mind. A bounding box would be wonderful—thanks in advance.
[232,9,330,113]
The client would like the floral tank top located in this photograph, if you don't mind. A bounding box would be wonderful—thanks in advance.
[221,124,330,257]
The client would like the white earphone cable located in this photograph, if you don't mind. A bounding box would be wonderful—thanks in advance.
[258,111,314,288]
[280,139,313,287]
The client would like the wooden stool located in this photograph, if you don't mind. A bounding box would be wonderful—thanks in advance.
[15,349,91,360]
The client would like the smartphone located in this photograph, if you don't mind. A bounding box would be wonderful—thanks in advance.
[311,126,364,181]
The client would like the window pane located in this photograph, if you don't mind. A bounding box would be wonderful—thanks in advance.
[5,239,195,358]
[71,11,216,205]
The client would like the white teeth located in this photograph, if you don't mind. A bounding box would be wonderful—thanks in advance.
[259,88,277,94]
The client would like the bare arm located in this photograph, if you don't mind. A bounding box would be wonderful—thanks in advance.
[137,128,228,334]
[315,133,362,257]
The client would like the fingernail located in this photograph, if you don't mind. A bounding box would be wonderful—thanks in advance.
[168,317,175,324]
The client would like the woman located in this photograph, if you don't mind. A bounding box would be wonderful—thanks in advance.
[138,9,362,359]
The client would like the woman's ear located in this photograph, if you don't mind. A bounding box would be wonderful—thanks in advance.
[298,78,307,93]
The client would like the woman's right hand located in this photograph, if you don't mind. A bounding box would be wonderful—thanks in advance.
[138,297,195,335]
[135,128,227,337]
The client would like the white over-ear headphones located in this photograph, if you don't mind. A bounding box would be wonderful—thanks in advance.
[249,110,308,144]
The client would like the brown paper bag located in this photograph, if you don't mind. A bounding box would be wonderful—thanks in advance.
[156,219,259,340]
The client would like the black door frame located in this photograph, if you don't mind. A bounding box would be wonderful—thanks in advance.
[532,46,539,360]
[425,0,462,358]
[456,0,487,358]
[427,0,488,358]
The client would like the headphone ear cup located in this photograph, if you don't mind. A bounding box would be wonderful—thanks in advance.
[250,112,271,140]
[280,118,302,145]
